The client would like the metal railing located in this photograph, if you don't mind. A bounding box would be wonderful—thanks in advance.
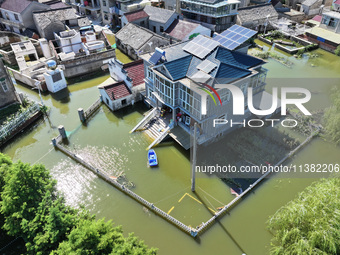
[84,98,102,120]
[130,107,158,133]
[0,103,40,143]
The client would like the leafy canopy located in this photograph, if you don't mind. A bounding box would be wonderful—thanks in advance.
[268,178,340,254]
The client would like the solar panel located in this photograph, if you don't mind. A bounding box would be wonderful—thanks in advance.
[213,25,257,50]
[197,60,217,74]
[183,35,220,59]
[149,48,165,65]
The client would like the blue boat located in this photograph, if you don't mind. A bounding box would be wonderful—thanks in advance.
[148,149,158,167]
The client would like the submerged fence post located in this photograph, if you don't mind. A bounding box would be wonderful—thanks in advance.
[58,125,67,140]
[78,108,85,123]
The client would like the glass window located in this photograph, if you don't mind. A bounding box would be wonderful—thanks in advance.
[1,80,8,92]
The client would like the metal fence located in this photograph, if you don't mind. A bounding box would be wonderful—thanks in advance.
[0,103,40,143]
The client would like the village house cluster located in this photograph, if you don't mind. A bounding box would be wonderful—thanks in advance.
[0,0,339,149]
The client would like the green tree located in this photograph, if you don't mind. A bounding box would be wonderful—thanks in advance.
[324,87,340,144]
[335,45,340,56]
[54,218,157,255]
[0,154,157,254]
[268,178,340,254]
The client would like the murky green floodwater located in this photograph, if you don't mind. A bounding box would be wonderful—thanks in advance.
[2,43,340,255]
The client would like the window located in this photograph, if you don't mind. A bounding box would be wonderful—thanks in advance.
[140,20,145,26]
[121,99,127,105]
[160,26,164,33]
[104,14,108,20]
[147,67,154,81]
[231,4,236,10]
[1,80,8,92]
[52,72,62,82]
[220,90,230,103]
[106,98,110,105]
[14,14,19,21]
[5,12,9,20]
[153,26,156,33]
[103,0,106,6]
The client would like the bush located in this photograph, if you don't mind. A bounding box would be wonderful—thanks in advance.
[335,45,340,56]
[268,178,340,254]
[0,154,157,254]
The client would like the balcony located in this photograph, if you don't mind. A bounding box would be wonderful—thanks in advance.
[0,18,24,29]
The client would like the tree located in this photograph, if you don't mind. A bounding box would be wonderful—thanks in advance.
[324,87,340,145]
[335,45,340,56]
[0,154,157,254]
[54,218,157,255]
[267,178,340,254]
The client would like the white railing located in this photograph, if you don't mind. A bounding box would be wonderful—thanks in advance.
[130,107,158,133]
[0,103,40,142]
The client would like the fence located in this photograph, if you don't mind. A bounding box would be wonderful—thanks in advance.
[0,103,40,143]
[195,129,320,235]
[52,138,195,236]
[84,98,102,120]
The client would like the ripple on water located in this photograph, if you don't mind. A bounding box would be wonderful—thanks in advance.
[51,159,97,208]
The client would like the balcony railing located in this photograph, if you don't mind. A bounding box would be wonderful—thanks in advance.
[0,18,24,28]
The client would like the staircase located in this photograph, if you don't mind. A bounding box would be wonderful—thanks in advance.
[144,117,168,140]
[130,108,173,149]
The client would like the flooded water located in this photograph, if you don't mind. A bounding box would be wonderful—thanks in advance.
[2,42,340,255]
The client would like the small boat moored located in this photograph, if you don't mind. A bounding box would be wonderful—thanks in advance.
[148,149,158,167]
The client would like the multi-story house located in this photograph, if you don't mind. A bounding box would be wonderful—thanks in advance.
[0,0,67,35]
[99,0,115,25]
[109,0,152,27]
[180,0,240,33]
[0,58,20,109]
[0,0,49,34]
[306,10,340,52]
[137,26,271,147]
[65,0,101,20]
[333,0,340,11]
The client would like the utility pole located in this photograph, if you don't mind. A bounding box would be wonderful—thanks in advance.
[191,122,197,192]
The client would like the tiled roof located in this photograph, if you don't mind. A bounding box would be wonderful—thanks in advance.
[302,0,319,7]
[116,23,169,52]
[215,47,263,69]
[312,15,322,22]
[103,81,132,100]
[165,19,199,41]
[0,0,32,13]
[45,1,68,9]
[123,59,145,87]
[116,23,154,50]
[33,7,78,30]
[163,55,192,81]
[238,4,279,23]
[124,9,149,22]
[144,5,176,24]
[215,63,251,84]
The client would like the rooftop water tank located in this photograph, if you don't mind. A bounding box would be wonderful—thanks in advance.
[85,31,96,42]
[46,60,57,70]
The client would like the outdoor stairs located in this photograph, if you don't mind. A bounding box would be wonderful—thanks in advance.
[130,108,172,149]
[144,117,168,141]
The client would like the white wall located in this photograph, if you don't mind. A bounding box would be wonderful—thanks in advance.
[184,25,211,41]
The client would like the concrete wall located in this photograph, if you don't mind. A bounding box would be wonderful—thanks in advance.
[21,2,50,30]
[0,61,19,109]
[60,48,116,78]
[100,88,134,111]
[149,12,178,35]
[184,25,211,41]
[8,67,45,91]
